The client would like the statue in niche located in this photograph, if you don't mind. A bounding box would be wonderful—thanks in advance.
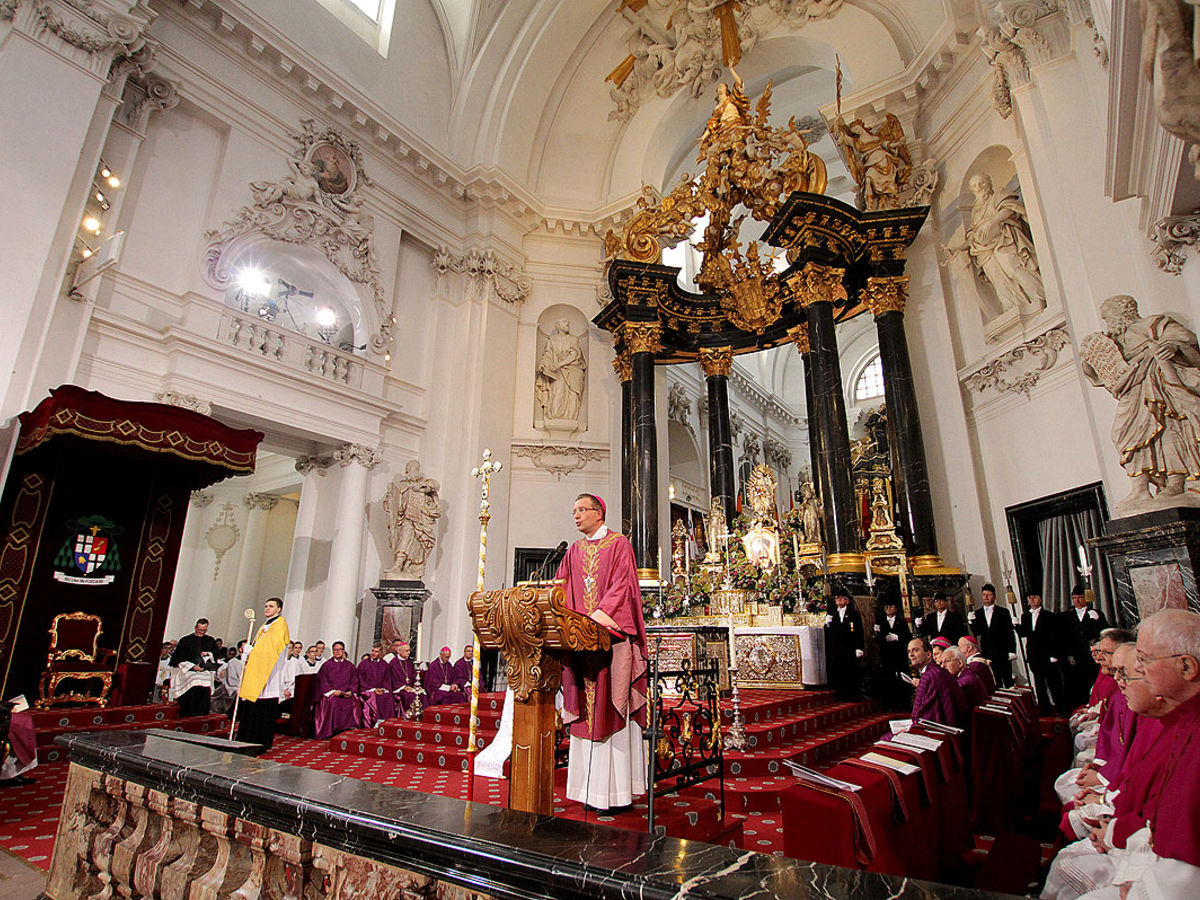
[1082,294,1200,516]
[534,317,586,425]
[833,112,912,211]
[382,461,447,581]
[942,173,1046,317]
[797,479,822,546]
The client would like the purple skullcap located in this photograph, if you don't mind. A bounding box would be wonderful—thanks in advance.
[592,495,606,518]
[931,637,952,650]
[441,646,451,653]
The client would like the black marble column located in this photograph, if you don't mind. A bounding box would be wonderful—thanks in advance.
[868,277,940,566]
[791,324,823,502]
[627,323,661,575]
[613,353,634,537]
[699,346,736,528]
[797,265,862,569]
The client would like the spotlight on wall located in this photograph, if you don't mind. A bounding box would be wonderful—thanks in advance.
[236,267,272,297]
[82,216,102,235]
[315,307,338,329]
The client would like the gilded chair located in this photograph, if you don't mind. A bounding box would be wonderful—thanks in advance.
[36,611,117,708]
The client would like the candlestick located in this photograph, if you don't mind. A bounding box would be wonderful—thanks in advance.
[727,615,738,668]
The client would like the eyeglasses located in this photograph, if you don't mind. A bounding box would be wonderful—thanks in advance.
[572,506,601,515]
[1113,668,1143,684]
[1135,651,1189,667]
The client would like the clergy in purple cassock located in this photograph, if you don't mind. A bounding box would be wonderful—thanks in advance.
[942,647,988,713]
[387,640,420,714]
[452,645,474,696]
[313,642,362,740]
[425,647,467,705]
[555,493,648,811]
[357,643,396,726]
[908,638,964,728]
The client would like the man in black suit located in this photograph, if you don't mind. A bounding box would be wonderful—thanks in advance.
[1016,591,1065,713]
[916,592,967,645]
[825,588,865,700]
[873,598,912,709]
[1060,584,1109,708]
[971,583,1017,687]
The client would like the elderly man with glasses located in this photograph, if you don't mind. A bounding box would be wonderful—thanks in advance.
[553,493,648,812]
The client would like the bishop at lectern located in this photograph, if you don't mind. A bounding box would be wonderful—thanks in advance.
[554,493,649,810]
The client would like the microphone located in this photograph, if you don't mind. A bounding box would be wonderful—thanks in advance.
[533,541,569,582]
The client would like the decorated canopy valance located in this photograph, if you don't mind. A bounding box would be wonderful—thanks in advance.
[17,385,263,474]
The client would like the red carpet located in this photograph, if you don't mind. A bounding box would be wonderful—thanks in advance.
[0,690,895,871]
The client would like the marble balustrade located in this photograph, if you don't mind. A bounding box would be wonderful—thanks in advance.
[41,730,1014,900]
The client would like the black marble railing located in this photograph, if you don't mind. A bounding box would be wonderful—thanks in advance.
[46,730,1019,900]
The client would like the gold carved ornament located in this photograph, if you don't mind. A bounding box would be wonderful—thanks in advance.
[623,321,662,355]
[611,351,633,383]
[605,73,828,333]
[787,323,810,355]
[698,345,733,377]
[863,275,908,317]
[467,583,611,701]
[788,262,848,308]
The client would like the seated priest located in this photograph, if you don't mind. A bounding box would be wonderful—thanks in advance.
[1071,638,1122,765]
[940,646,988,713]
[357,642,396,726]
[0,701,37,788]
[313,641,362,740]
[1043,611,1200,899]
[908,637,965,728]
[454,644,475,695]
[1056,631,1134,796]
[388,640,420,714]
[958,636,998,694]
[169,618,221,716]
[424,646,467,706]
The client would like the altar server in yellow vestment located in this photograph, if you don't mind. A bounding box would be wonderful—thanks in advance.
[237,597,291,752]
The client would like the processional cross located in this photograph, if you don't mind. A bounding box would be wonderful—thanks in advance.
[466,448,503,789]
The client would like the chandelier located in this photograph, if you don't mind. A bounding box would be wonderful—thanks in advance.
[605,73,827,333]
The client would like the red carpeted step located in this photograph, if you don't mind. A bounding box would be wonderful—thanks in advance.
[31,703,181,731]
[330,731,482,771]
[420,705,504,729]
[719,690,834,724]
[725,712,895,777]
[375,719,498,743]
[726,776,797,813]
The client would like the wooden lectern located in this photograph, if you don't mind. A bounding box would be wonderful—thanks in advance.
[467,581,611,815]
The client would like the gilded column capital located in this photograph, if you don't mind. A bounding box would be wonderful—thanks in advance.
[788,262,848,308]
[622,321,662,356]
[697,346,733,377]
[611,351,633,383]
[787,323,810,355]
[863,275,909,317]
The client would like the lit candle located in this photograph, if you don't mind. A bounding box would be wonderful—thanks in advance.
[1078,544,1088,573]
[416,621,424,660]
[865,555,873,588]
[658,547,664,583]
[792,532,799,564]
[728,615,738,668]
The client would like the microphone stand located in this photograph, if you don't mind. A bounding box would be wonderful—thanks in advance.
[531,542,567,583]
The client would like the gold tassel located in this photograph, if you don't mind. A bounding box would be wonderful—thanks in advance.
[715,1,742,69]
[606,54,636,87]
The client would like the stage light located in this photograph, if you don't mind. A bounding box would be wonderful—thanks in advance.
[95,191,105,203]
[81,248,93,259]
[315,307,338,329]
[236,267,271,297]
[100,166,111,178]
[82,216,102,235]
[106,175,121,188]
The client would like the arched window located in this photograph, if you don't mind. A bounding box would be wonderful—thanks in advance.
[854,352,885,401]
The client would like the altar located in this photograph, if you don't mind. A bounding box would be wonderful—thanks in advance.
[647,620,827,690]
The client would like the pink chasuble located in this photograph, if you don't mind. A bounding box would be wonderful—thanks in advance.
[555,530,648,741]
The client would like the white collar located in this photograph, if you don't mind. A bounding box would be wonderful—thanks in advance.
[585,524,610,542]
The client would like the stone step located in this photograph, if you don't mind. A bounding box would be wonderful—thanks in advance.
[39,712,229,761]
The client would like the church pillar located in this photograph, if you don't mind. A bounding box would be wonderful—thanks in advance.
[625,322,661,577]
[792,264,863,573]
[284,458,327,641]
[699,346,737,528]
[612,351,634,537]
[228,493,279,641]
[0,1,153,418]
[320,444,381,650]
[789,324,823,501]
[865,276,943,569]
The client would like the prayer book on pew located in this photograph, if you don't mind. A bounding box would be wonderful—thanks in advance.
[893,731,943,752]
[917,718,964,734]
[783,761,862,792]
[859,751,920,776]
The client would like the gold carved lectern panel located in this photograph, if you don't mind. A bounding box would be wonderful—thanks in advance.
[468,582,610,815]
